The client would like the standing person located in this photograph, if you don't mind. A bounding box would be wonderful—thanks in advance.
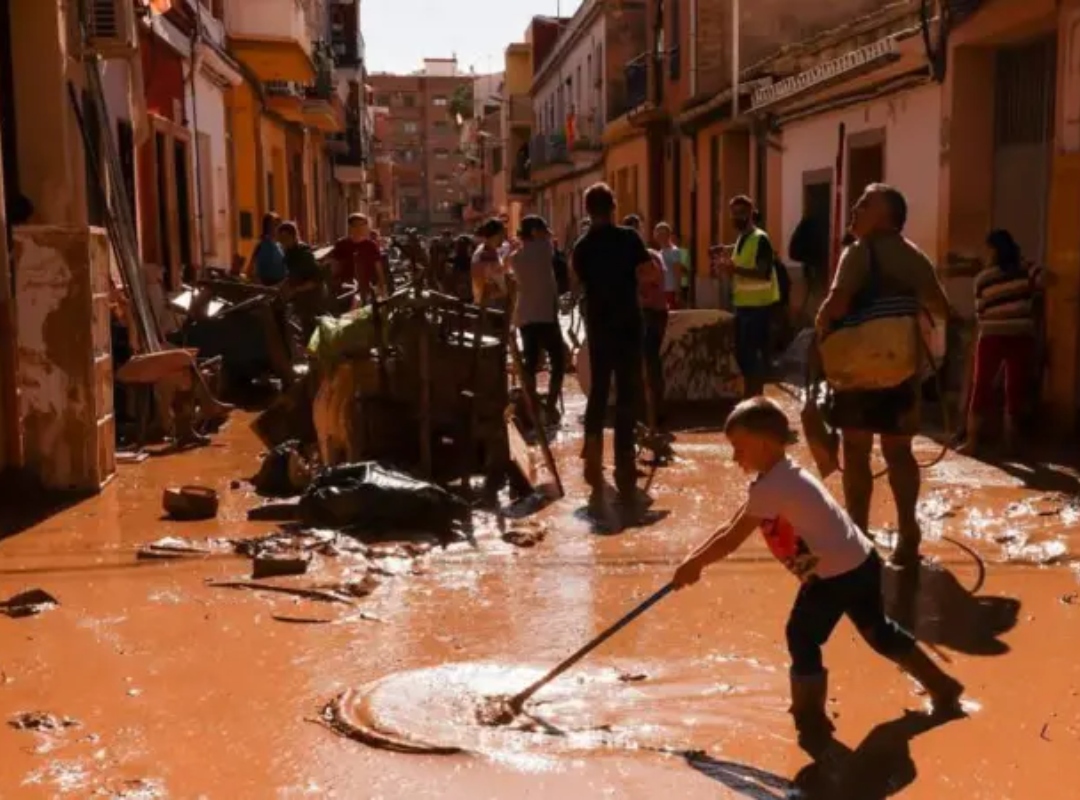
[672,397,964,745]
[961,229,1037,455]
[471,218,509,310]
[720,196,780,398]
[654,222,685,310]
[246,212,286,286]
[625,215,669,426]
[277,221,327,343]
[328,213,387,307]
[573,183,653,500]
[676,234,692,308]
[449,235,475,301]
[507,215,564,420]
[816,184,952,568]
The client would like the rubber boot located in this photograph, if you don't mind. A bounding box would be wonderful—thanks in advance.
[1002,415,1019,457]
[614,448,638,503]
[582,434,604,491]
[789,672,835,746]
[894,647,964,717]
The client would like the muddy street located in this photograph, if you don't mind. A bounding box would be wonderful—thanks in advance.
[0,387,1076,798]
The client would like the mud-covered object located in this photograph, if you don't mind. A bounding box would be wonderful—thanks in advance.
[299,462,468,530]
[251,439,313,497]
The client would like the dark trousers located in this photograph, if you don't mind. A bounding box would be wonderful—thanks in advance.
[786,552,914,677]
[585,331,643,459]
[520,321,565,406]
[642,309,668,422]
[734,305,773,386]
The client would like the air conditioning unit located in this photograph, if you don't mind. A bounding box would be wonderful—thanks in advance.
[85,0,139,58]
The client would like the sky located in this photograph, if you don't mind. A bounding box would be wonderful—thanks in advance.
[363,0,584,75]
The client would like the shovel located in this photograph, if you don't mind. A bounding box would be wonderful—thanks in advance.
[479,583,674,725]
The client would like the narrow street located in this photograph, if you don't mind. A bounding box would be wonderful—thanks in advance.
[1,385,1077,798]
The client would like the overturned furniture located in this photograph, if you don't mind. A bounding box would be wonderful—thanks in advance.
[311,289,512,483]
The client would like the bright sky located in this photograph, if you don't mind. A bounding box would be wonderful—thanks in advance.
[364,0,583,75]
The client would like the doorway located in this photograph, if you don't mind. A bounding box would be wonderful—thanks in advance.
[846,130,885,227]
[992,36,1056,266]
[802,171,833,267]
[174,139,192,281]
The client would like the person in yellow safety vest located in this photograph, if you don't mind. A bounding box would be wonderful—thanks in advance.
[720,195,779,398]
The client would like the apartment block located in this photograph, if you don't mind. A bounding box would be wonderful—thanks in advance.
[369,59,473,232]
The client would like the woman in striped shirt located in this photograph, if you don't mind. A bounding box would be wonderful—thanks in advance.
[962,229,1037,455]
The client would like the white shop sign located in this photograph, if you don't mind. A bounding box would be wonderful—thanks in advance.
[751,37,900,110]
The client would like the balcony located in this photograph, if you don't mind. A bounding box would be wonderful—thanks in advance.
[530,133,571,170]
[301,48,345,133]
[227,0,315,83]
[509,166,531,197]
[508,94,532,129]
[265,81,306,123]
[624,53,648,113]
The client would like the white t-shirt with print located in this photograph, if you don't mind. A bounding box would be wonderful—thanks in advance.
[745,458,873,581]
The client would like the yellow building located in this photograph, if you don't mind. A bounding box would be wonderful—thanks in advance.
[225,0,345,260]
[495,42,533,234]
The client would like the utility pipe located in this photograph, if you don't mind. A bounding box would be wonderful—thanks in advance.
[731,0,740,118]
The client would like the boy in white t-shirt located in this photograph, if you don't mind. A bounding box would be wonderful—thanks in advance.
[673,397,964,744]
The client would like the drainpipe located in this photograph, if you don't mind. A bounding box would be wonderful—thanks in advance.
[187,5,207,274]
[730,0,740,119]
[689,0,697,98]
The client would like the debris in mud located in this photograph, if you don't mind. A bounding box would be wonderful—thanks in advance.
[8,712,81,732]
[250,439,313,497]
[617,671,649,683]
[298,461,468,531]
[206,580,355,604]
[137,537,228,560]
[252,552,312,579]
[1061,593,1079,606]
[247,498,301,522]
[162,485,220,521]
[0,589,59,618]
[502,520,549,548]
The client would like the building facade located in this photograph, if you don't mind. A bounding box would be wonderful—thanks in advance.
[369,59,473,233]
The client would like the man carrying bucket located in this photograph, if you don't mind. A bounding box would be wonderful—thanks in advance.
[815,184,951,568]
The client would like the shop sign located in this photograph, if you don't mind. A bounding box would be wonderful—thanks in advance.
[751,37,900,110]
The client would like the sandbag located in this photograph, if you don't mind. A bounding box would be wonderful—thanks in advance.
[298,462,468,530]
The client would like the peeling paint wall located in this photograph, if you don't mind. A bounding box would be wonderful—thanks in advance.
[14,226,115,493]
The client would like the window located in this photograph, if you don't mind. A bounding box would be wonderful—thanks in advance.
[669,0,681,80]
[375,93,390,107]
[402,196,421,213]
[403,94,415,108]
[433,96,448,106]
[433,120,449,133]
[434,176,450,186]
[434,148,450,159]
[491,147,503,174]
[391,91,403,106]
[402,121,418,134]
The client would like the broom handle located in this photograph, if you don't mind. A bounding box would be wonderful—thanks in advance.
[510,583,673,707]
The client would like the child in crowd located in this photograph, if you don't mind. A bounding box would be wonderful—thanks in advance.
[672,398,964,743]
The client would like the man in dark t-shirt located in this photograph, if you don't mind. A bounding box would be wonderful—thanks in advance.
[572,182,652,501]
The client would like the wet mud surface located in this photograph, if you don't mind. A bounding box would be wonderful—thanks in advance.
[1,384,1079,797]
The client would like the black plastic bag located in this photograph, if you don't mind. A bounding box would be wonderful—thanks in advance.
[298,462,468,530]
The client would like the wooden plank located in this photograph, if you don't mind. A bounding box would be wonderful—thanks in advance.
[506,416,537,489]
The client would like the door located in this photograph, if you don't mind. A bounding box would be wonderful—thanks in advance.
[992,37,1056,266]
[174,139,193,282]
[846,133,884,226]
[803,178,833,266]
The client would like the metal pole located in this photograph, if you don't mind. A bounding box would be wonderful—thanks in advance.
[731,0,740,118]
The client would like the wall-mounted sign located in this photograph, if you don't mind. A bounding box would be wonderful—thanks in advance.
[751,37,901,110]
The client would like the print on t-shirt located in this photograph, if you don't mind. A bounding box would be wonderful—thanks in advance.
[760,516,821,582]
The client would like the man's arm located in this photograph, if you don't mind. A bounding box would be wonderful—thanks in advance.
[816,242,869,333]
[673,505,760,588]
[731,236,774,281]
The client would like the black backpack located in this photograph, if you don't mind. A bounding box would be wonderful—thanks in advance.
[553,248,571,296]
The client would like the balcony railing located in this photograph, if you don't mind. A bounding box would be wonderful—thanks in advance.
[509,165,531,195]
[530,133,570,169]
[266,81,304,97]
[226,0,312,58]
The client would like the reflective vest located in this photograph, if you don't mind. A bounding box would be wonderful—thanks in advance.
[732,228,780,308]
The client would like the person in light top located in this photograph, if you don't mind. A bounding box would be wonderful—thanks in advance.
[673,397,964,746]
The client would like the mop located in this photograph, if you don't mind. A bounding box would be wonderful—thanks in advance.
[477,583,673,726]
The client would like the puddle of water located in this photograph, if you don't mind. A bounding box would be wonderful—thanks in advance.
[329,660,786,758]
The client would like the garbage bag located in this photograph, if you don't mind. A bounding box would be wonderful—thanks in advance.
[308,306,387,370]
[298,461,468,530]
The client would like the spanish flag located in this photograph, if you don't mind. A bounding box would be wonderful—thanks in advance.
[148,0,173,12]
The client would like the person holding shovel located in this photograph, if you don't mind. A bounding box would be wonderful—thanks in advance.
[623,214,668,429]
[672,397,964,746]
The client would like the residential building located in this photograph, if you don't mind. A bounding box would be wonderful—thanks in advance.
[368,104,399,230]
[493,41,534,234]
[328,0,372,231]
[224,0,346,262]
[369,58,473,233]
[460,73,503,228]
[532,3,640,248]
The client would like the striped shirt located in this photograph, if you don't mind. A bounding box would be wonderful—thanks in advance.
[973,265,1037,336]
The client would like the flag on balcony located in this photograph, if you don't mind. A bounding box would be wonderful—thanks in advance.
[565,111,576,150]
[147,0,173,13]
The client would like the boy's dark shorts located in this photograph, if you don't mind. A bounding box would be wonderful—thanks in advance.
[829,379,918,436]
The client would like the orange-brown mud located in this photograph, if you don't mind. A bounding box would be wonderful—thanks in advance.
[1,386,1079,798]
